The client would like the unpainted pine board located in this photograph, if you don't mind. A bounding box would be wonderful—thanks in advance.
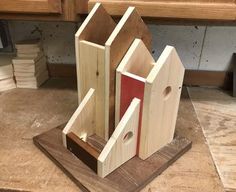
[75,3,116,140]
[62,88,96,147]
[88,0,236,20]
[139,46,185,159]
[115,39,154,126]
[105,7,152,136]
[33,124,191,192]
[98,98,140,178]
[79,41,106,139]
[75,2,116,102]
[75,2,115,102]
[0,77,16,92]
[189,87,236,192]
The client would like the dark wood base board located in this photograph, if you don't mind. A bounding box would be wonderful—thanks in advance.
[33,124,192,192]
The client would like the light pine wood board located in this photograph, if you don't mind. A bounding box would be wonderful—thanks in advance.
[78,41,106,139]
[0,54,15,80]
[116,39,185,159]
[75,3,116,140]
[189,87,236,192]
[62,88,96,147]
[75,3,151,139]
[98,98,140,178]
[0,77,16,92]
[105,7,151,136]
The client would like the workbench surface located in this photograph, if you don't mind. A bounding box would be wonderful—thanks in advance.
[0,78,224,192]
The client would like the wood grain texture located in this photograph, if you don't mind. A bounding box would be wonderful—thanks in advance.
[75,4,151,139]
[105,7,152,136]
[79,41,106,139]
[75,3,116,140]
[88,0,236,20]
[139,46,185,159]
[67,132,100,173]
[0,0,62,14]
[33,125,191,192]
[189,87,236,192]
[98,98,140,178]
[115,39,154,126]
[62,88,96,147]
[0,0,80,21]
[116,39,185,160]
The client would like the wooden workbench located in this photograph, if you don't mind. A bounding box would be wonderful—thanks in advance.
[0,78,224,192]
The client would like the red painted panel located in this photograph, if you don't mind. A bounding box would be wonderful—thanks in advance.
[120,74,145,154]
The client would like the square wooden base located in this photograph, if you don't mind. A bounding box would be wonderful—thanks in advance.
[33,124,191,192]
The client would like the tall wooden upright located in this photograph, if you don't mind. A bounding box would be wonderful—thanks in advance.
[75,3,151,140]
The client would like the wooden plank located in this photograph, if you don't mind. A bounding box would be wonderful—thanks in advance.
[79,41,106,139]
[88,0,236,20]
[115,38,154,126]
[105,7,152,137]
[62,88,96,146]
[189,87,236,192]
[33,124,191,192]
[139,46,185,159]
[75,4,151,139]
[75,3,116,140]
[66,132,100,173]
[116,39,185,159]
[98,98,140,178]
[0,0,62,14]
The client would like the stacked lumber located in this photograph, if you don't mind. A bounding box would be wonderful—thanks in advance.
[12,39,49,89]
[0,54,16,92]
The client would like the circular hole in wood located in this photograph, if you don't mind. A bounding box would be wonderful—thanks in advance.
[163,86,172,100]
[123,131,133,144]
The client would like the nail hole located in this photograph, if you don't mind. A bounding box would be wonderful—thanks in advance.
[123,131,133,144]
[163,86,172,100]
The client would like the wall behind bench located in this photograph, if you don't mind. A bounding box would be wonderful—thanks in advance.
[6,20,236,72]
